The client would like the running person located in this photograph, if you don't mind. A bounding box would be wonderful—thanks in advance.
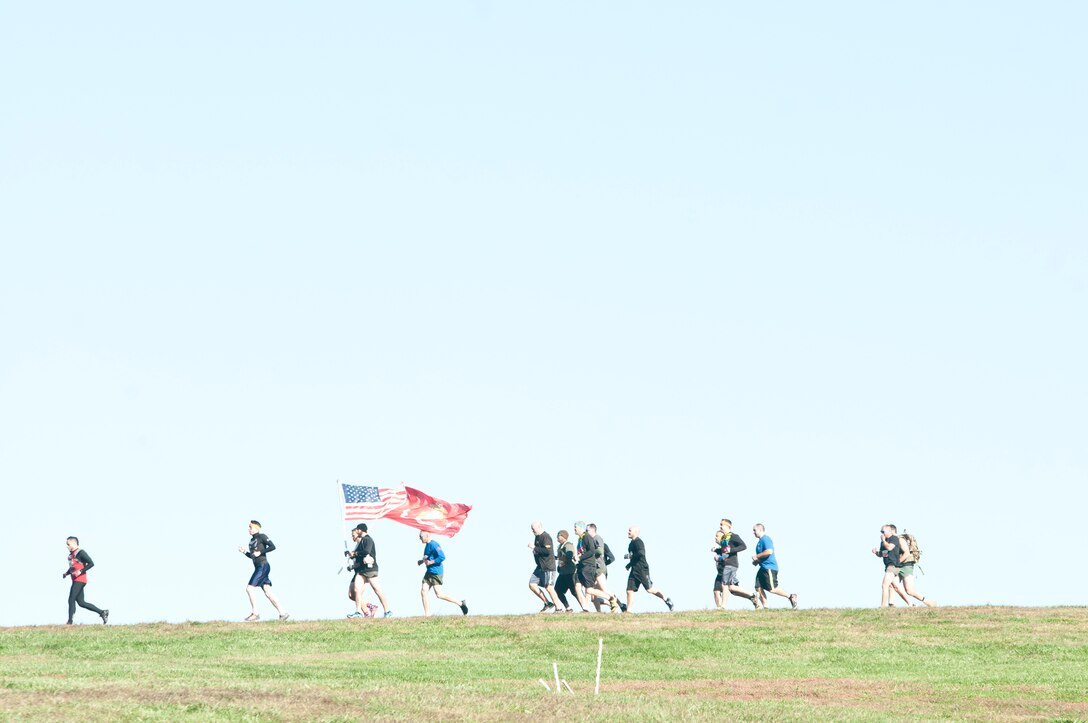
[527,521,561,612]
[715,519,762,609]
[712,530,726,609]
[239,520,288,622]
[346,524,391,618]
[574,521,623,612]
[623,526,673,613]
[418,531,468,616]
[553,529,581,612]
[751,523,798,609]
[63,536,108,625]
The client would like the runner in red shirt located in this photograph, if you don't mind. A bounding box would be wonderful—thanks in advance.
[64,536,108,624]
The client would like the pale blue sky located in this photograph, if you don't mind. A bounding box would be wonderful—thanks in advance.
[1,3,1085,625]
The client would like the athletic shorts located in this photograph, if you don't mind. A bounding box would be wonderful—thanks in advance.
[357,569,379,579]
[719,567,741,587]
[897,564,915,578]
[885,564,902,575]
[627,569,652,592]
[577,567,598,589]
[756,568,779,591]
[530,568,558,587]
[248,563,272,587]
[422,572,444,587]
[713,570,724,590]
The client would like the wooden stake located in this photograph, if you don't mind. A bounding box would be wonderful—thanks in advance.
[595,638,603,695]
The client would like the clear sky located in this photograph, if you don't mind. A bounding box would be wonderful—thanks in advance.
[1,3,1085,626]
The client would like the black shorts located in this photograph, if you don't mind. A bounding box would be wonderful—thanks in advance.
[577,567,598,589]
[756,568,779,590]
[627,569,652,592]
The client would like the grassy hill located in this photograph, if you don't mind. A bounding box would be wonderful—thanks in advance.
[1,607,1086,721]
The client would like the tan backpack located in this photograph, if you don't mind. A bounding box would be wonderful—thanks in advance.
[899,532,922,565]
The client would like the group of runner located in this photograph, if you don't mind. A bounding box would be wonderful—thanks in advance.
[59,518,935,625]
[526,521,674,614]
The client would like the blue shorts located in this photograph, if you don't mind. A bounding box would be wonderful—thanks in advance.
[248,563,272,587]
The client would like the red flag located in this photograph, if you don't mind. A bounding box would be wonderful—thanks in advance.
[383,485,472,537]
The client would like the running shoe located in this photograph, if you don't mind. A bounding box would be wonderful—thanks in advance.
[609,597,618,613]
[619,602,628,613]
[789,594,799,609]
[383,611,394,618]
[922,597,937,607]
[244,614,259,622]
[101,609,110,624]
[278,613,290,621]
[751,595,763,610]
[460,600,469,615]
[539,603,550,613]
[665,598,674,612]
[346,611,363,618]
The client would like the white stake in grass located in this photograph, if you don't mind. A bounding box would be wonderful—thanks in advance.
[553,662,560,694]
[538,679,551,692]
[562,680,574,694]
[595,638,603,695]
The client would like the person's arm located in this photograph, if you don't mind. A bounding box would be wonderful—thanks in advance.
[262,536,276,555]
[729,535,748,554]
[754,546,773,561]
[427,544,446,567]
[76,550,95,574]
[534,536,553,559]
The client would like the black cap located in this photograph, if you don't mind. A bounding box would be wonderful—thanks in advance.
[355,523,368,532]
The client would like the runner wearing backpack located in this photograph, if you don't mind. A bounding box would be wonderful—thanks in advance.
[896,529,936,607]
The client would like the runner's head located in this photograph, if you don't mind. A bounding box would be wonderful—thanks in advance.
[557,529,569,544]
[720,519,732,533]
[355,523,368,537]
[419,531,431,544]
[628,525,640,540]
[65,536,79,551]
[530,521,543,535]
[587,523,598,535]
[881,524,897,537]
[573,521,586,536]
[351,528,363,541]
[248,521,261,536]
[753,523,765,539]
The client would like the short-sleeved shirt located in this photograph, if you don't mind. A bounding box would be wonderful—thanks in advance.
[355,535,378,574]
[533,532,557,572]
[883,535,902,568]
[755,535,778,571]
[423,540,445,576]
[627,538,650,574]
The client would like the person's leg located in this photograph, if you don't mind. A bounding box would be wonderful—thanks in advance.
[554,576,571,609]
[420,582,432,616]
[890,576,910,605]
[365,577,391,614]
[545,577,562,609]
[74,585,104,616]
[261,585,286,616]
[246,585,261,615]
[529,581,548,606]
[625,587,635,612]
[900,574,936,606]
[353,575,369,613]
[880,569,897,607]
[574,581,590,611]
[67,583,80,623]
[431,583,468,614]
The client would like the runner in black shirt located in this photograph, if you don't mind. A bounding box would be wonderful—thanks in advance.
[527,521,562,612]
[63,536,108,624]
[573,521,623,612]
[238,520,288,622]
[715,519,762,609]
[623,526,673,613]
[553,529,582,612]
[346,524,392,618]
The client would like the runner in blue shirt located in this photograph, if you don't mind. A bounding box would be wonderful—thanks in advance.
[418,531,468,616]
[751,523,798,609]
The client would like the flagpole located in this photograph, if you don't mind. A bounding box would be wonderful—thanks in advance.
[336,479,349,574]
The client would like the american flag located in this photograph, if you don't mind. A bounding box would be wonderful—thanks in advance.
[341,483,408,521]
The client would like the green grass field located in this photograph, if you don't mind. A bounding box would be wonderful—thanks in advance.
[1,607,1086,721]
